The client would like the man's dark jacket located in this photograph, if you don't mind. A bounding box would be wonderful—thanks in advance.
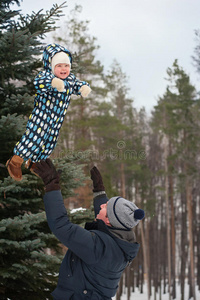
[44,190,140,300]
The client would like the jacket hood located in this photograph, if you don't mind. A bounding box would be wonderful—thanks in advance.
[43,43,72,72]
[109,227,140,262]
[85,220,140,262]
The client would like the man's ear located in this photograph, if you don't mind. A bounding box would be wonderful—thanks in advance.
[105,217,111,226]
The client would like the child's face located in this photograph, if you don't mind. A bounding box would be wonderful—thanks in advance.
[54,63,70,79]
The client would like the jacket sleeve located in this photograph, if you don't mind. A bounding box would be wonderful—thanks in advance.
[72,77,90,96]
[34,71,55,95]
[43,190,105,264]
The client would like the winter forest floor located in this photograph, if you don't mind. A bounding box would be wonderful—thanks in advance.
[112,283,200,300]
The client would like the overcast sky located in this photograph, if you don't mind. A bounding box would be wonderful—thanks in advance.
[12,0,200,113]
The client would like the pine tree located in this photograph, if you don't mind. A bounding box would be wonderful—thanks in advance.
[0,1,87,299]
[151,59,198,300]
[102,60,148,201]
[192,29,200,295]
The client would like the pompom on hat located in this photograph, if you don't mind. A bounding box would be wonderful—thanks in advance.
[107,197,145,230]
[51,51,71,74]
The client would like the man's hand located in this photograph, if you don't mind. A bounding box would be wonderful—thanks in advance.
[34,159,61,192]
[51,77,65,92]
[90,166,105,192]
[80,85,91,97]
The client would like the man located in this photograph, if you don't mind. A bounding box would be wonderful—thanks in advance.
[34,159,145,300]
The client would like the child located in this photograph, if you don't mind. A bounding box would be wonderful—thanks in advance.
[6,43,91,181]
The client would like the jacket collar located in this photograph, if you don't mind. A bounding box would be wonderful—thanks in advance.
[85,219,110,234]
[85,219,135,242]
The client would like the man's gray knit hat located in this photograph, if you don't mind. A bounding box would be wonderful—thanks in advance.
[107,197,145,230]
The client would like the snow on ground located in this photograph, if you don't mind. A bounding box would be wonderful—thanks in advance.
[112,283,200,300]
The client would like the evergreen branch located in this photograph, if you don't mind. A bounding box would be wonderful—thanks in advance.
[17,2,68,37]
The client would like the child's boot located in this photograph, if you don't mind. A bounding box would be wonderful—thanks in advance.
[6,155,24,181]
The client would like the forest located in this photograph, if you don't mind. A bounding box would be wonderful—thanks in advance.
[0,1,200,299]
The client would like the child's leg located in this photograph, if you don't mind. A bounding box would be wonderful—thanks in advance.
[22,128,59,178]
[12,115,62,180]
[34,128,59,161]
[13,116,52,162]
[24,136,58,177]
[7,123,49,180]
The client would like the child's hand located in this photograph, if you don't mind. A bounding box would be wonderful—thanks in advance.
[80,85,91,97]
[51,78,65,92]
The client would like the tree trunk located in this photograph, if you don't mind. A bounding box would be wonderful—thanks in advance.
[116,276,123,300]
[163,135,171,300]
[140,221,150,300]
[126,266,131,300]
[186,178,196,300]
[169,173,176,299]
[197,194,200,291]
[180,192,187,300]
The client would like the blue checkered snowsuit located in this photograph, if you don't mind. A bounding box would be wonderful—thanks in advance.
[14,44,90,162]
